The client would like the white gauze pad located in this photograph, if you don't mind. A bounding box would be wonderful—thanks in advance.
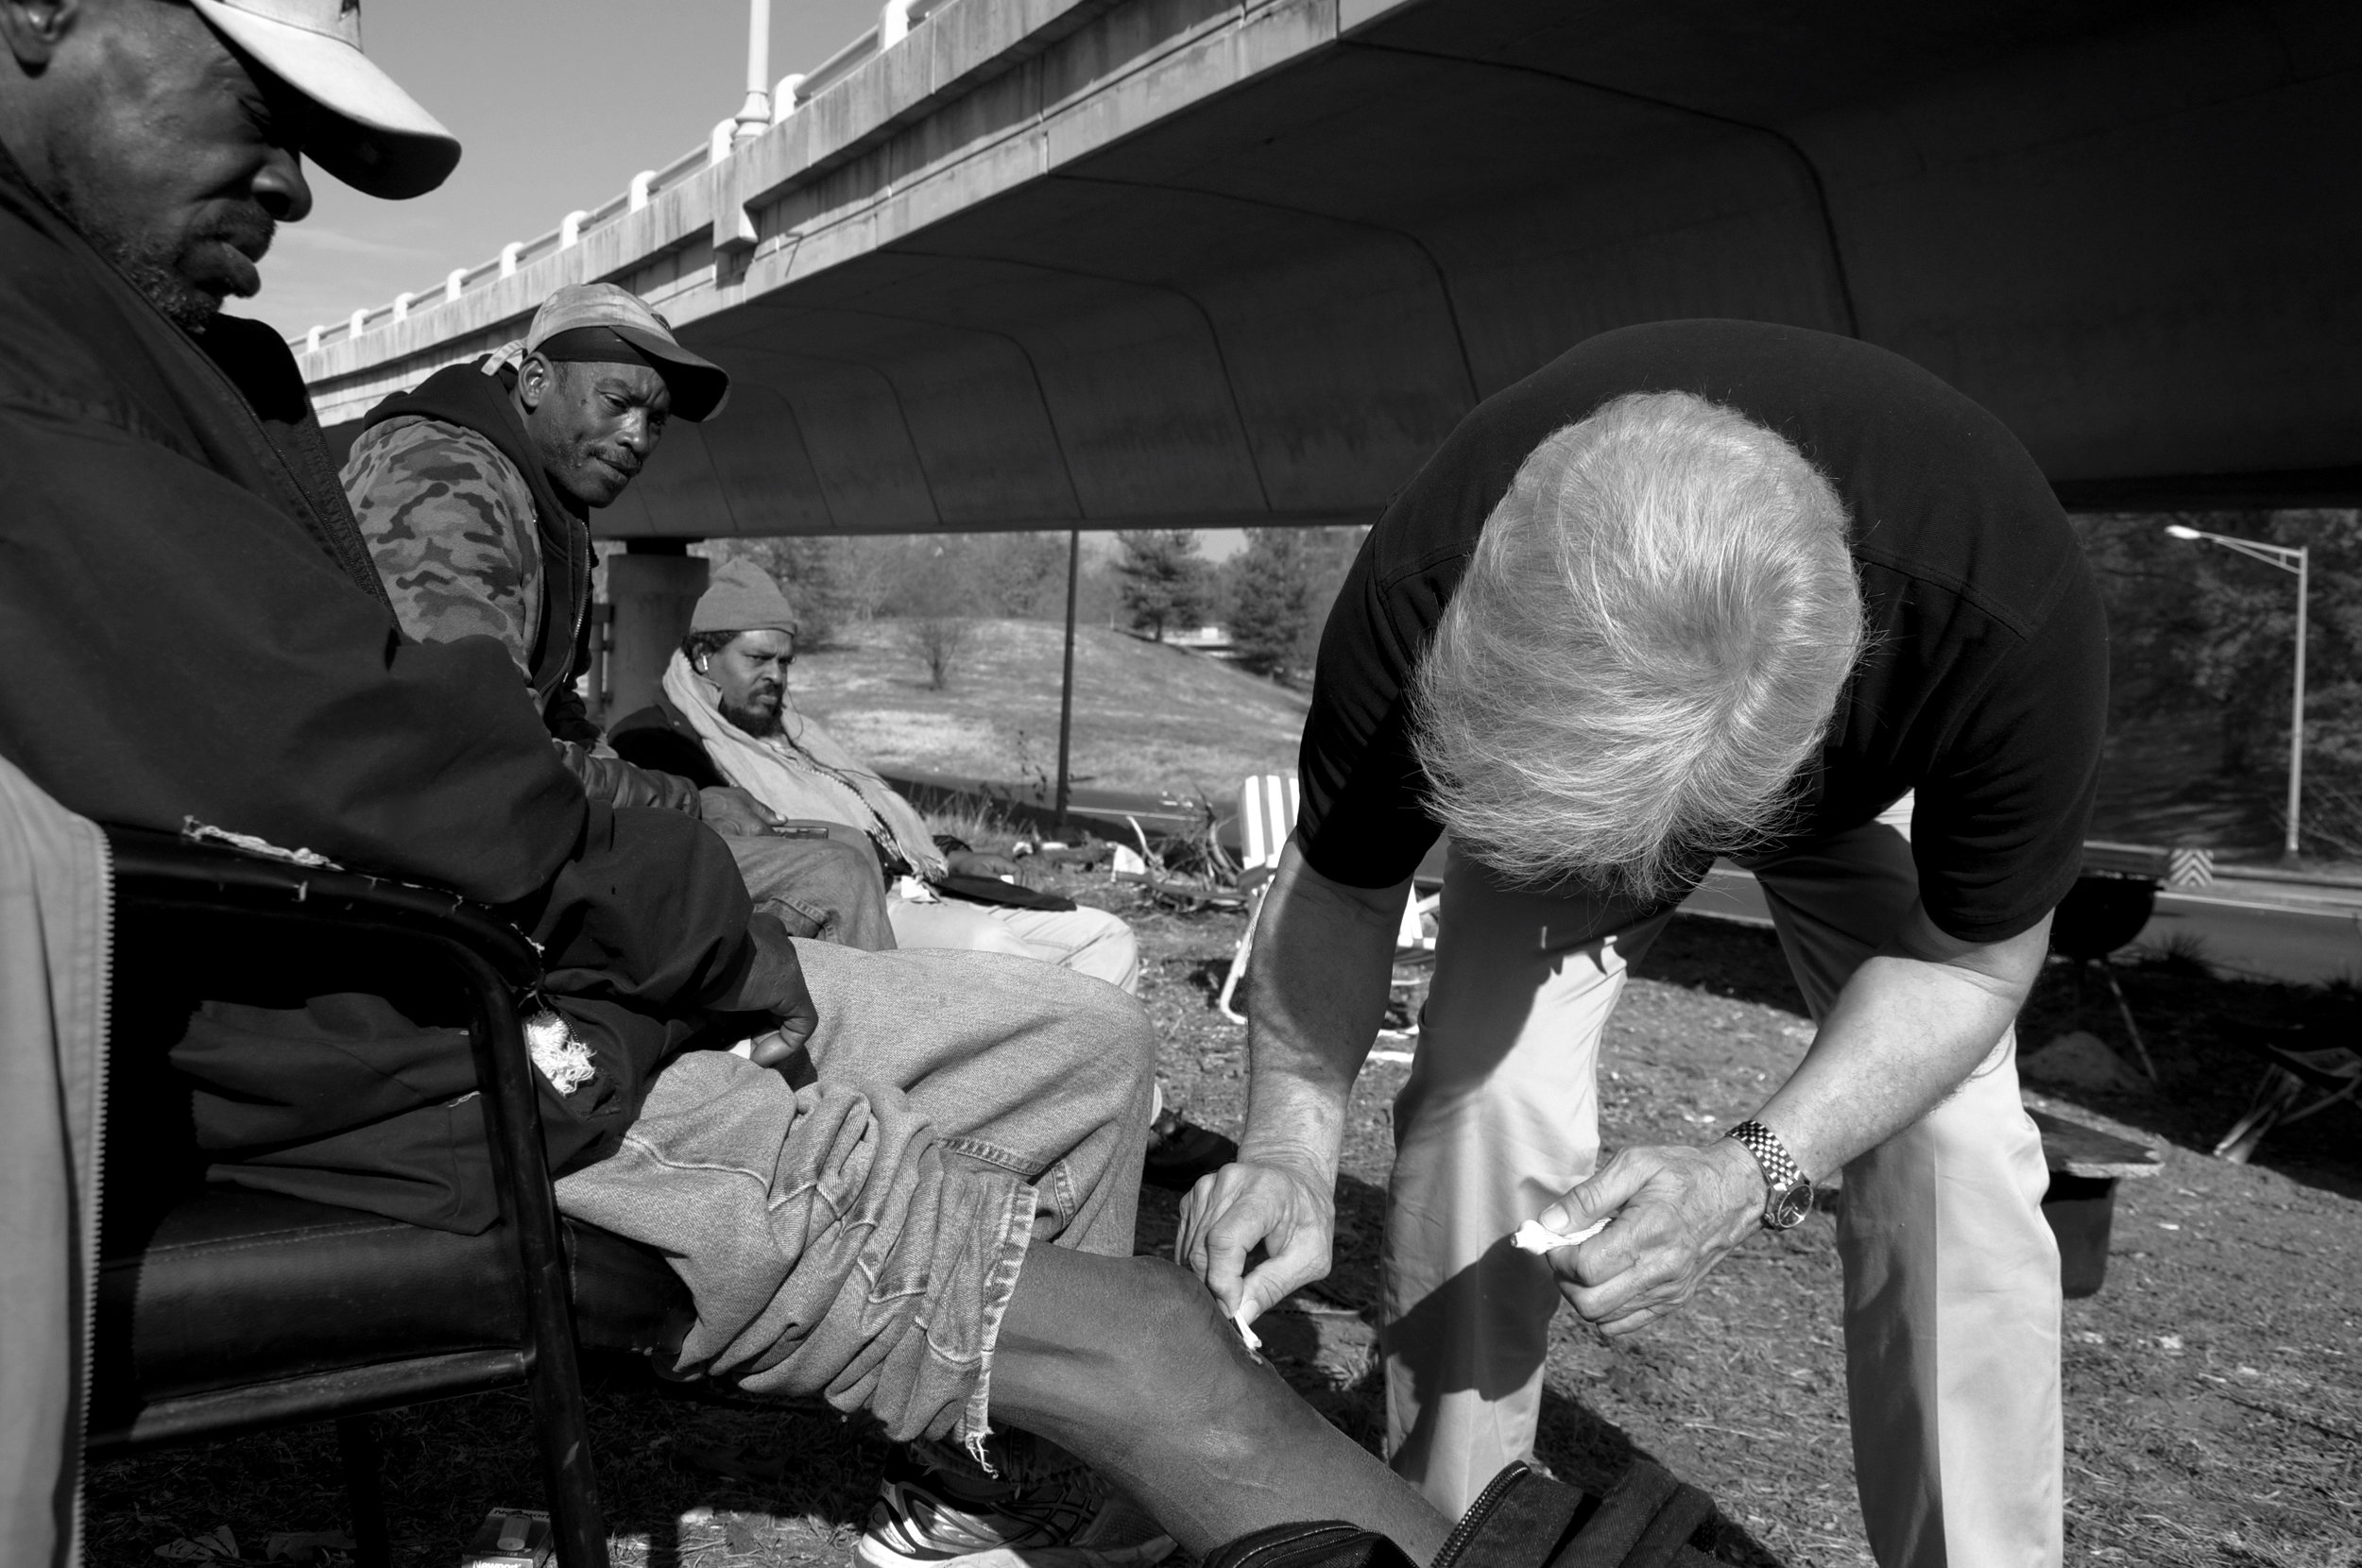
[1510,1216,1609,1253]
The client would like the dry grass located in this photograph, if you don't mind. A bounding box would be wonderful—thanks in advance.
[785,619,1307,798]
[85,872,2361,1568]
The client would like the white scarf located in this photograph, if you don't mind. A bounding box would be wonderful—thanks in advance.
[660,651,947,878]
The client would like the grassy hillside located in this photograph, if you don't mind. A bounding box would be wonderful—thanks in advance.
[784,618,1309,796]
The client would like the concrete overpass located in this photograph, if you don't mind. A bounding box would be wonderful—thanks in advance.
[302,0,2362,535]
[297,0,2361,719]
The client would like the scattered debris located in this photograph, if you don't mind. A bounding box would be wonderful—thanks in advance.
[156,1527,241,1561]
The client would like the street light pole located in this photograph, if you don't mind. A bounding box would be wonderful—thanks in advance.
[2162,523,2310,861]
[1055,529,1080,827]
[734,0,772,141]
[2290,545,2308,861]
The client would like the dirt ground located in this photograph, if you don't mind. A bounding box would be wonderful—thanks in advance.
[84,868,2361,1568]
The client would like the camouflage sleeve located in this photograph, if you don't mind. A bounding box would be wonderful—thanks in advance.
[341,415,542,677]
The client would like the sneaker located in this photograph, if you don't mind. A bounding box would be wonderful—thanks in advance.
[1141,1108,1238,1193]
[855,1448,1175,1568]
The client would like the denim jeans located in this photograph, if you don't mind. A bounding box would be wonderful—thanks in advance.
[724,822,897,950]
[554,938,1155,1449]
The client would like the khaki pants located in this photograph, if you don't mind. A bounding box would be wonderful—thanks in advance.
[890,896,1142,995]
[1382,821,2062,1568]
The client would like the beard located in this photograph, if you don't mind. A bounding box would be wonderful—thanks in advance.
[60,188,275,333]
[720,694,785,739]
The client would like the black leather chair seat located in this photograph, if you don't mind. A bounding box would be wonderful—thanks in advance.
[94,1185,693,1441]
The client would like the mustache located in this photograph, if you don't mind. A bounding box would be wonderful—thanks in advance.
[210,205,276,258]
[184,203,278,297]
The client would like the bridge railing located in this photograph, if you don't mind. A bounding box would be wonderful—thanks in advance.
[292,0,961,360]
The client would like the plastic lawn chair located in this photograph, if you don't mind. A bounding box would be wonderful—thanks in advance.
[2212,1027,2362,1163]
[1217,775,1437,1023]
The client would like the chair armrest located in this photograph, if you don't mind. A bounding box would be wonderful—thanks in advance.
[104,827,540,987]
[100,827,611,1549]
[102,827,581,1377]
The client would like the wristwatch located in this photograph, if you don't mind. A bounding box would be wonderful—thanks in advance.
[1725,1119,1813,1230]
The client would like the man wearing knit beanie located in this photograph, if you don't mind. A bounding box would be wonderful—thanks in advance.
[614,559,1142,993]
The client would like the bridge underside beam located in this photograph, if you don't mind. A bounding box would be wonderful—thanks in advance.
[315,0,2362,539]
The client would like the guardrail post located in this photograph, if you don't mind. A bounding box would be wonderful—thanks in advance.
[560,210,590,249]
[629,170,657,212]
[304,325,322,355]
[500,241,523,278]
[391,290,413,323]
[772,72,807,123]
[710,120,759,257]
[445,267,467,302]
[881,0,916,46]
[347,307,367,339]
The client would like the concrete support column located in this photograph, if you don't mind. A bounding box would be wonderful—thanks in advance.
[605,540,708,724]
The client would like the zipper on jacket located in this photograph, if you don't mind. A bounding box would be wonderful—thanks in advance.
[72,830,116,1568]
[1431,1461,1531,1568]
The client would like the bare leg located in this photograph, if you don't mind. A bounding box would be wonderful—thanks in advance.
[987,1245,1451,1561]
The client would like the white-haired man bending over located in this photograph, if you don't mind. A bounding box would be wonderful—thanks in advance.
[1180,320,2107,1568]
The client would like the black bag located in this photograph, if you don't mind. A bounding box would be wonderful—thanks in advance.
[929,873,1077,912]
[1200,1461,1720,1568]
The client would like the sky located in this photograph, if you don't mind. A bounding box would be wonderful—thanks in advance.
[254,0,879,339]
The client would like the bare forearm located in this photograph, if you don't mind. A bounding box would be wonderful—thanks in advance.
[1239,843,1407,1175]
[1756,910,2050,1181]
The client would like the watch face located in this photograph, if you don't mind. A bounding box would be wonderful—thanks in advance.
[1768,1184,1812,1230]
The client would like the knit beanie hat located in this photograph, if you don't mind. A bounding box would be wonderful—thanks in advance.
[691,558,797,635]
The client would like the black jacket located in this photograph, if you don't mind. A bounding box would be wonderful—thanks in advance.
[0,145,782,1232]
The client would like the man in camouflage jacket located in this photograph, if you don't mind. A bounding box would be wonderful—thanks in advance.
[345,283,892,946]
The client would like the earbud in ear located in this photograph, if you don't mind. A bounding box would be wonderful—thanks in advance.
[696,659,710,673]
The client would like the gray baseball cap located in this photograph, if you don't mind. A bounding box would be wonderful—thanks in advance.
[525,284,731,422]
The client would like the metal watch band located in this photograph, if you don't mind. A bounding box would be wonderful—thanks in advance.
[1725,1119,1810,1228]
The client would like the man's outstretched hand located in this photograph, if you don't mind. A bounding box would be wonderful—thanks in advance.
[1542,1140,1765,1337]
[1176,1159,1336,1326]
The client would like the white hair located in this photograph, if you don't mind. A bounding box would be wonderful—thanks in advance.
[1411,390,1864,902]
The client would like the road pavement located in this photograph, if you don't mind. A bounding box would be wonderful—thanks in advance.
[1680,865,2362,987]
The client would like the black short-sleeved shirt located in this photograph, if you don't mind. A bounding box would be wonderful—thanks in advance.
[1297,320,2108,945]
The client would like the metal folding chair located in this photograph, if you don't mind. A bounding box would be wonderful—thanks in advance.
[92,828,692,1568]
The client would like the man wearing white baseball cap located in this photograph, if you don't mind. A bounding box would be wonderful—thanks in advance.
[0,0,456,334]
[183,0,460,198]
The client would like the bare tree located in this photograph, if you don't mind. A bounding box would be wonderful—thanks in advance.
[901,615,978,690]
[836,537,908,623]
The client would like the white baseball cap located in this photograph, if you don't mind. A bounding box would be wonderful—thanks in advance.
[189,0,460,199]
